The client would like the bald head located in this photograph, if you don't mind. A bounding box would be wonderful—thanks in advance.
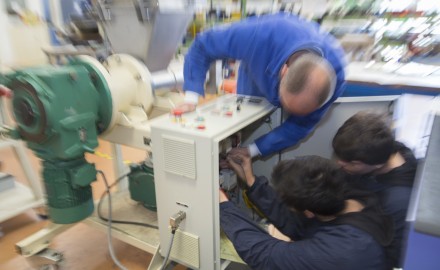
[279,53,336,116]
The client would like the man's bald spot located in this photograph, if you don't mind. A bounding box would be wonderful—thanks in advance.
[279,53,335,115]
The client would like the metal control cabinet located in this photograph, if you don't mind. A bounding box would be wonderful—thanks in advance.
[150,95,274,269]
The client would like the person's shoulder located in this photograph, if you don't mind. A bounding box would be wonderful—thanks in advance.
[380,186,412,204]
[317,223,374,238]
[305,225,386,269]
[254,13,304,26]
[313,224,382,252]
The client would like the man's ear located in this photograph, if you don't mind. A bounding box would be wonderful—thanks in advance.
[280,64,288,78]
[303,210,315,219]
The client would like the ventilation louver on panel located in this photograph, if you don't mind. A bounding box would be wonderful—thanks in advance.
[169,227,200,269]
[162,135,196,179]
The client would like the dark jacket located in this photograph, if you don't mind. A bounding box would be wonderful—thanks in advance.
[220,176,393,270]
[347,141,417,267]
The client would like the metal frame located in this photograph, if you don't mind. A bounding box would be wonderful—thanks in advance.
[0,97,44,223]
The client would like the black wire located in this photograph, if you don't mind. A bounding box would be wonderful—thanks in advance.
[96,170,159,229]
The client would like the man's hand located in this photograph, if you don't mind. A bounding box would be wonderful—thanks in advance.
[219,147,250,170]
[228,147,250,157]
[0,85,12,98]
[172,102,196,115]
[268,224,292,242]
[219,188,229,203]
[227,149,255,188]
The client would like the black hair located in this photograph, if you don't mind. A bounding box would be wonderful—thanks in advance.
[332,112,394,165]
[271,156,346,216]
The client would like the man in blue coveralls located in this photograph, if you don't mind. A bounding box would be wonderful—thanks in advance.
[181,13,346,157]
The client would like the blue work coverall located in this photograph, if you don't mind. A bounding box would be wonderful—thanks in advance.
[183,13,346,156]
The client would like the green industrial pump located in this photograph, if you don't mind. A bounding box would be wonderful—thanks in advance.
[128,163,157,211]
[1,59,114,224]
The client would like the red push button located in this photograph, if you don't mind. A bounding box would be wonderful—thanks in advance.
[172,109,183,116]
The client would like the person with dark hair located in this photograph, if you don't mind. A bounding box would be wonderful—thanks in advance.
[178,13,346,157]
[220,154,393,270]
[332,111,417,268]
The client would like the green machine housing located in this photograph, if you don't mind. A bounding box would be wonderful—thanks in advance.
[1,61,114,224]
[128,163,157,211]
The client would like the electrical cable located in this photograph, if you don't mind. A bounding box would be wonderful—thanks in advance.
[96,171,159,229]
[97,170,128,270]
[234,160,266,219]
[160,229,176,270]
[158,211,186,269]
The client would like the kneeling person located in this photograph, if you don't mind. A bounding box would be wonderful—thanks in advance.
[220,154,393,270]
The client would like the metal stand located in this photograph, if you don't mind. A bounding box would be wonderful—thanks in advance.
[25,248,64,270]
[0,96,45,223]
[15,223,73,270]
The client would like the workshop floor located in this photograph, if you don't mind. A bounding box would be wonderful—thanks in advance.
[0,139,187,270]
